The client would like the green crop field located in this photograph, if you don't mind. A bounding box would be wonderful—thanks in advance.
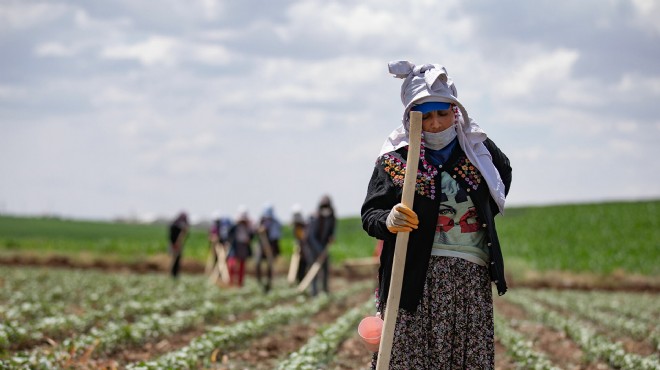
[496,200,659,275]
[0,199,658,276]
[0,216,209,262]
[1,201,659,369]
[1,267,658,369]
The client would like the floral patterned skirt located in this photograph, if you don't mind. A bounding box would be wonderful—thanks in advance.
[371,256,494,370]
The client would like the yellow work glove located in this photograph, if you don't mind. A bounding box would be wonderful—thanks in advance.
[386,203,419,233]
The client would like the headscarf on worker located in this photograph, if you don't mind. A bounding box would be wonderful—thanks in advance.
[380,60,506,213]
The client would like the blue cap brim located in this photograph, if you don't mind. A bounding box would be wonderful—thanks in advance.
[411,101,451,114]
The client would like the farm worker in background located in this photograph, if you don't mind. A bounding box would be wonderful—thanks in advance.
[209,212,233,260]
[207,211,233,273]
[291,204,309,284]
[168,211,189,279]
[255,203,282,293]
[227,207,254,287]
[305,195,336,296]
[217,215,233,247]
[361,61,512,369]
[207,211,222,268]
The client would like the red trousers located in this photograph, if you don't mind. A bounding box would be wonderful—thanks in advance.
[227,257,246,286]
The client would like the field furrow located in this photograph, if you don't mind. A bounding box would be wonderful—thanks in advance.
[1,264,659,370]
[522,288,659,352]
[503,292,660,370]
[217,285,374,370]
[125,281,372,369]
[493,312,561,370]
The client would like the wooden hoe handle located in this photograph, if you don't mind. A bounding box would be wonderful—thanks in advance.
[296,249,328,293]
[376,111,423,369]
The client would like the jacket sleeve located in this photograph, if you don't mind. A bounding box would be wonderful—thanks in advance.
[484,138,512,213]
[361,159,399,242]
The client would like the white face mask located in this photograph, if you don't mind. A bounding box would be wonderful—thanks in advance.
[423,125,457,150]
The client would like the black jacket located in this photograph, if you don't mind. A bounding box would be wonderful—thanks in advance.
[361,138,512,313]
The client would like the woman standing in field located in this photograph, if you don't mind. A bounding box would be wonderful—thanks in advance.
[291,204,309,284]
[255,204,282,293]
[227,207,254,287]
[168,212,189,279]
[361,61,512,369]
[305,195,336,296]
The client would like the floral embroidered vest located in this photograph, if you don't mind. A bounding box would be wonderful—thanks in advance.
[378,142,484,200]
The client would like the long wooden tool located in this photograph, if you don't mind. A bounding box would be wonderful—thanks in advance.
[376,111,423,369]
[207,241,230,285]
[296,248,328,293]
[214,242,231,284]
[287,242,301,284]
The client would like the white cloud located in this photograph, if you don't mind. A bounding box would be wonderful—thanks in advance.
[631,0,660,35]
[0,84,27,100]
[617,73,660,95]
[191,43,233,65]
[0,2,69,31]
[615,120,638,134]
[35,42,80,57]
[509,146,545,162]
[499,48,580,98]
[2,0,659,221]
[286,2,395,40]
[249,57,381,106]
[91,86,146,107]
[99,37,234,67]
[101,36,179,66]
[555,79,603,107]
[608,138,639,156]
[198,0,224,21]
[72,8,132,31]
[27,8,133,61]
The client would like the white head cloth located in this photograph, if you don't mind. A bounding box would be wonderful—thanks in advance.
[380,60,506,213]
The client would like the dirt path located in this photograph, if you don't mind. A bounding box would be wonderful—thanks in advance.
[3,253,659,292]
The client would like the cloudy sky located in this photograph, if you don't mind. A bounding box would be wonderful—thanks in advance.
[1,0,659,223]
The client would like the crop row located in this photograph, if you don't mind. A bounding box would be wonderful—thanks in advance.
[126,281,372,370]
[2,266,657,370]
[534,288,659,325]
[1,271,268,352]
[276,299,373,369]
[503,291,660,370]
[1,267,261,323]
[493,312,561,370]
[1,285,263,351]
[520,289,659,351]
[2,283,302,369]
